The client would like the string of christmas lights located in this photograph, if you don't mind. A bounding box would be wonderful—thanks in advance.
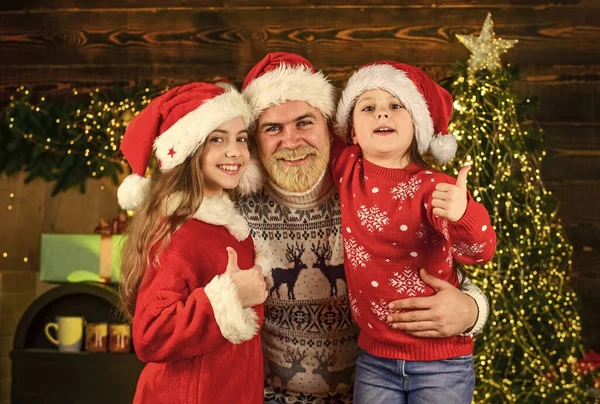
[0,83,165,195]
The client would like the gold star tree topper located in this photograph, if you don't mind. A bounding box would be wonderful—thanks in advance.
[456,13,518,74]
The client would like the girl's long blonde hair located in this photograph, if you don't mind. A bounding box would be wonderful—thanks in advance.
[119,146,206,320]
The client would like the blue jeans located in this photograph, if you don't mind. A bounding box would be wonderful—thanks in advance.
[353,350,475,404]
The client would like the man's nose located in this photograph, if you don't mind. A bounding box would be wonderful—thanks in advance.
[281,125,303,148]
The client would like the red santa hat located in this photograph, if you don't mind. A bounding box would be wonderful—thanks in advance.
[118,82,261,210]
[335,61,457,164]
[242,52,336,121]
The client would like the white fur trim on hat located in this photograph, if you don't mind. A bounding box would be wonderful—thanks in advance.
[237,155,265,196]
[335,64,434,155]
[204,273,259,344]
[243,64,336,121]
[429,132,458,164]
[117,174,151,210]
[154,89,252,171]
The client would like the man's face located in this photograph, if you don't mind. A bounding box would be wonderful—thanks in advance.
[256,101,330,193]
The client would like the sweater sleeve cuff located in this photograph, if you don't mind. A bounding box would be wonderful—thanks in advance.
[460,283,489,337]
[448,194,481,233]
[204,273,259,344]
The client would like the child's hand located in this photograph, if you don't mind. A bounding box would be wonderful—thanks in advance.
[431,165,470,223]
[226,247,268,308]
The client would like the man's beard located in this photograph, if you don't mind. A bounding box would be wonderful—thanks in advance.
[261,143,330,193]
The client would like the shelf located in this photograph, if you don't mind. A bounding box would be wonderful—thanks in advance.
[12,348,139,357]
[11,348,145,404]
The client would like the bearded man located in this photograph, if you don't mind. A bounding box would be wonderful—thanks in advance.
[238,52,489,403]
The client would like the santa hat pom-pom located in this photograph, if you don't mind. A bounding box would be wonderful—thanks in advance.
[117,174,151,210]
[429,133,458,164]
[237,156,265,196]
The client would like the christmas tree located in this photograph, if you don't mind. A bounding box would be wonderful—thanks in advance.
[443,13,598,403]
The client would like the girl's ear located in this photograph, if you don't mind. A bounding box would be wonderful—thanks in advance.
[350,127,358,145]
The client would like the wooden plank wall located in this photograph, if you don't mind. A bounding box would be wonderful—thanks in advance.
[0,0,598,348]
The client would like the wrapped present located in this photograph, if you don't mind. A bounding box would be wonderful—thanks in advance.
[40,213,128,284]
[94,212,128,236]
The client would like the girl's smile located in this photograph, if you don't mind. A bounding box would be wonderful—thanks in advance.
[217,163,244,174]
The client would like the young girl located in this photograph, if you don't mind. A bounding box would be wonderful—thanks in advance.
[117,82,267,404]
[332,62,497,404]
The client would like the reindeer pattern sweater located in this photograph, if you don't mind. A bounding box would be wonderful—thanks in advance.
[331,143,496,361]
[238,174,359,398]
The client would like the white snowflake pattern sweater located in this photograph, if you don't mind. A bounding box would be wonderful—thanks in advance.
[331,143,496,361]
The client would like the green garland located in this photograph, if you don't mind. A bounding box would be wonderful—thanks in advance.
[0,83,165,195]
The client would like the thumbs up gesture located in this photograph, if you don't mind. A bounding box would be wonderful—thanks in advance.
[431,166,470,222]
[225,247,268,308]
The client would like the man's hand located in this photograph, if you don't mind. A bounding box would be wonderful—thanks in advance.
[431,165,470,222]
[386,268,477,338]
[226,247,268,308]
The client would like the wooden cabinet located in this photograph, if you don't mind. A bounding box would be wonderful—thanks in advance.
[11,283,145,404]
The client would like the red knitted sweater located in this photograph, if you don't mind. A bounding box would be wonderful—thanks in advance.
[331,143,496,361]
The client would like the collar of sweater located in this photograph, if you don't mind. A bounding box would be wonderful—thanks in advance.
[264,169,336,210]
[362,159,423,181]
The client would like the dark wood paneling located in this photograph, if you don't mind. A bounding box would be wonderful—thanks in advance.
[0,0,581,12]
[578,305,600,351]
[542,152,600,182]
[543,122,600,150]
[0,8,597,69]
[547,181,600,225]
[539,123,600,183]
[515,81,600,123]
[0,64,230,95]
[563,222,600,273]
[521,64,600,84]
[1,62,598,89]
[572,289,600,350]
[562,221,600,351]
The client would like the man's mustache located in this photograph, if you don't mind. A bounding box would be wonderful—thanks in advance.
[271,146,318,160]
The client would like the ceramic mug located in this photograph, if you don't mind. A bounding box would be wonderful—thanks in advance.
[108,323,131,353]
[85,322,108,353]
[44,316,85,352]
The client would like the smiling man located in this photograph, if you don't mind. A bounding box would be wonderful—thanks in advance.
[238,52,490,403]
[256,102,330,193]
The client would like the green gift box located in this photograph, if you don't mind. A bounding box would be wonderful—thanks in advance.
[40,234,125,284]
